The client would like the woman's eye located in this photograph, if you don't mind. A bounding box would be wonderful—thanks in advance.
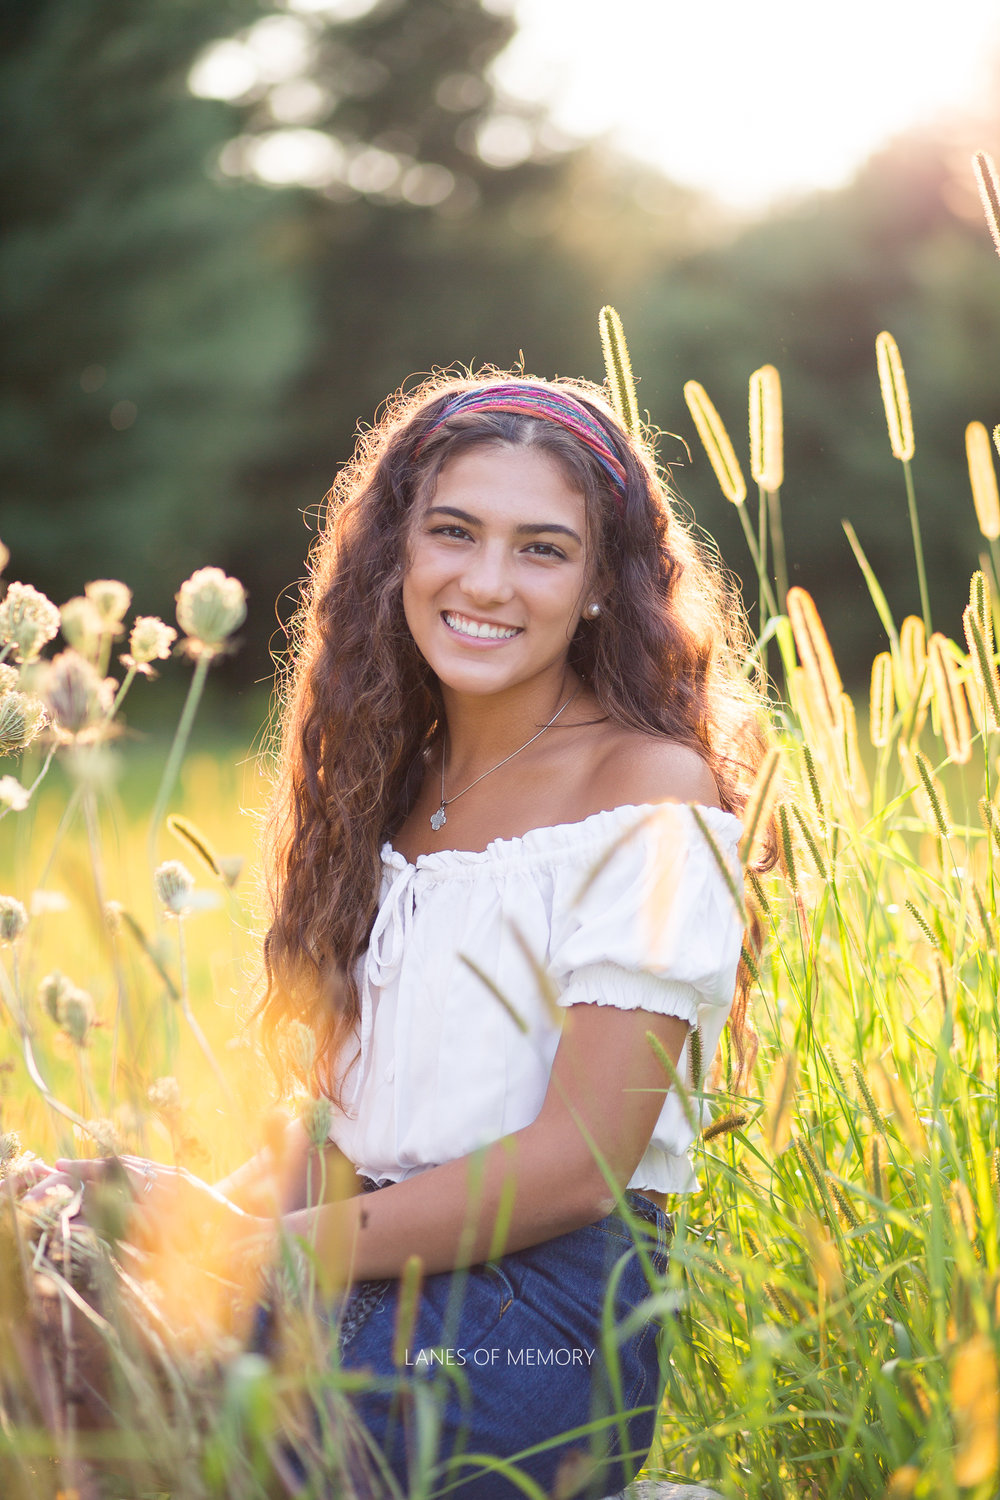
[430,525,471,540]
[524,543,565,559]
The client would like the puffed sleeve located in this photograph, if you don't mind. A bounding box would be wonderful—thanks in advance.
[549,801,745,1024]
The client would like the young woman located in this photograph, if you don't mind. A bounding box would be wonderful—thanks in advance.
[40,374,770,1498]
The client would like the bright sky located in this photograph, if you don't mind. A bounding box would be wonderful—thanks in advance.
[491,0,1000,208]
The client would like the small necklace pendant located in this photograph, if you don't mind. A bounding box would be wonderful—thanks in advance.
[430,805,447,832]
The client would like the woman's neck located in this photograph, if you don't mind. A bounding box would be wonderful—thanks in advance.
[438,668,579,786]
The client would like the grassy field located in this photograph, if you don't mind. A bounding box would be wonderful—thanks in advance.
[3,295,1000,1497]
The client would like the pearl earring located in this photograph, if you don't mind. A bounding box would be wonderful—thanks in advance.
[584,602,601,620]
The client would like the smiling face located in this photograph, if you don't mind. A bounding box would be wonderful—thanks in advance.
[402,443,592,702]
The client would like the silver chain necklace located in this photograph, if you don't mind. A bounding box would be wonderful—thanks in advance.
[430,687,580,831]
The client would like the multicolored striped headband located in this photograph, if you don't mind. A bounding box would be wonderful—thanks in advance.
[414,383,629,499]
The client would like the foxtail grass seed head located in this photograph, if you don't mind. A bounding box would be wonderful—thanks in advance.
[800,742,826,828]
[840,692,870,805]
[749,364,784,491]
[38,970,72,1023]
[41,650,114,737]
[763,1050,797,1156]
[0,775,29,812]
[875,331,915,462]
[176,567,246,653]
[84,579,132,630]
[126,614,177,670]
[0,894,28,943]
[0,582,61,663]
[852,1061,890,1136]
[790,803,827,880]
[964,605,1000,734]
[965,421,1000,540]
[747,868,771,917]
[865,1135,886,1201]
[870,651,894,747]
[905,899,939,948]
[787,588,844,731]
[928,633,972,764]
[973,150,1000,258]
[979,796,1000,857]
[951,1333,1000,1488]
[829,1176,862,1229]
[898,615,929,710]
[154,859,196,915]
[683,380,747,505]
[702,1110,749,1142]
[914,749,951,839]
[777,803,797,889]
[738,745,783,865]
[598,305,640,436]
[59,596,104,659]
[0,689,46,754]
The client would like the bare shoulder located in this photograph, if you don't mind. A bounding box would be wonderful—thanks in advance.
[590,726,722,812]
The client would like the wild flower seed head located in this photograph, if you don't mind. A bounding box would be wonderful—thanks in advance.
[875,331,914,462]
[84,579,132,630]
[154,859,195,915]
[0,582,61,663]
[148,1075,182,1114]
[0,539,8,575]
[83,1118,121,1156]
[972,150,1000,258]
[0,1130,21,1170]
[787,588,843,731]
[869,651,894,747]
[738,745,783,866]
[103,900,124,935]
[39,970,72,1023]
[41,650,114,737]
[927,633,972,765]
[683,380,747,505]
[0,894,29,943]
[126,614,177,668]
[0,775,30,812]
[0,689,47,755]
[598,305,641,436]
[59,985,95,1045]
[965,421,1000,540]
[175,567,247,652]
[749,363,784,491]
[300,1094,333,1147]
[0,664,19,693]
[59,596,104,659]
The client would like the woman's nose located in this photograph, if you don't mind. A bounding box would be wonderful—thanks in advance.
[459,544,514,604]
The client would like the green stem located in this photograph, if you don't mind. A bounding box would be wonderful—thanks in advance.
[736,502,779,621]
[109,663,137,718]
[768,487,790,608]
[902,458,931,636]
[147,651,211,867]
[0,744,56,824]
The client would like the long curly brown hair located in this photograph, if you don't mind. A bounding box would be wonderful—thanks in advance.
[260,370,773,1102]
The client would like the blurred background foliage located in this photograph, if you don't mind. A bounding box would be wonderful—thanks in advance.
[2,0,999,705]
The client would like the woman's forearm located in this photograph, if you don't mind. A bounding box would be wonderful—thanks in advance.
[282,1115,604,1286]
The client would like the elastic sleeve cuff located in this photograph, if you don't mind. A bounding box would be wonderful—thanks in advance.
[556,961,700,1025]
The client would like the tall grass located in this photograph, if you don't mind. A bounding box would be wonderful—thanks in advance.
[2,152,1000,1499]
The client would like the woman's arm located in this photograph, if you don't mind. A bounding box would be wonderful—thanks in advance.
[215,1116,355,1216]
[284,1002,688,1286]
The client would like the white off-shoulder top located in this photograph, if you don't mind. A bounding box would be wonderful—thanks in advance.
[325,801,745,1195]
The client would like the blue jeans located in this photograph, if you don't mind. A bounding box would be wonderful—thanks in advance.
[328,1184,673,1499]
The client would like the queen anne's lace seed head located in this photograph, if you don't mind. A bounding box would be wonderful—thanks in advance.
[175,568,247,652]
[41,651,115,737]
[0,664,19,693]
[0,540,8,575]
[148,1075,182,1114]
[154,859,196,914]
[84,579,132,630]
[126,614,177,668]
[39,970,72,1024]
[0,582,61,663]
[60,596,104,660]
[59,985,96,1045]
[0,776,30,812]
[0,895,28,943]
[0,690,47,754]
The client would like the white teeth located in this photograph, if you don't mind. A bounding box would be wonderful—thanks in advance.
[444,612,520,641]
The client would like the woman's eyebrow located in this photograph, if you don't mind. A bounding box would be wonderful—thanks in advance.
[424,506,582,544]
